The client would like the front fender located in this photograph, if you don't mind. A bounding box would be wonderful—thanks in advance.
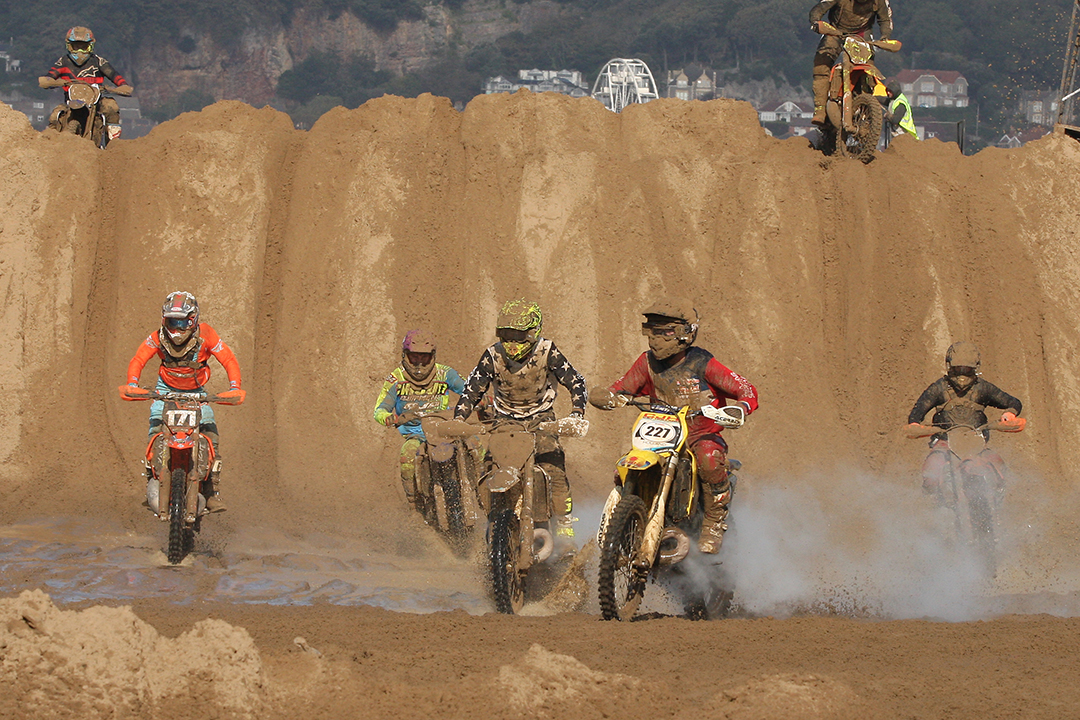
[616,449,661,482]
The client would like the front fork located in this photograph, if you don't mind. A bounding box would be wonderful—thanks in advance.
[633,452,679,570]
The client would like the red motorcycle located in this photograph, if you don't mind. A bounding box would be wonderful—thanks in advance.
[818,23,901,162]
[119,386,242,564]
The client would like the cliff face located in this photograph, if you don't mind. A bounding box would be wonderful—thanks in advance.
[131,0,566,108]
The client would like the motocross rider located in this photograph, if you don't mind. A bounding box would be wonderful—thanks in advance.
[591,298,758,554]
[906,341,1026,499]
[122,291,244,513]
[38,27,133,133]
[808,0,893,125]
[453,299,588,553]
[373,329,466,509]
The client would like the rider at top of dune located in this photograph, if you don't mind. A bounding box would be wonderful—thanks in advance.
[906,341,1026,497]
[592,297,758,554]
[38,26,133,129]
[808,0,893,125]
[454,299,587,551]
[373,329,465,509]
[123,292,245,513]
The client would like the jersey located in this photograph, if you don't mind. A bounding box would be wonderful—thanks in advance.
[908,376,1022,440]
[455,339,587,421]
[127,324,241,391]
[373,364,466,439]
[47,54,129,89]
[609,347,758,438]
[809,0,893,38]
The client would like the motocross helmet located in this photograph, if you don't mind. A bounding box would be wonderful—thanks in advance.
[65,27,95,66]
[496,299,542,361]
[401,329,437,385]
[160,291,200,358]
[945,341,980,394]
[642,297,699,360]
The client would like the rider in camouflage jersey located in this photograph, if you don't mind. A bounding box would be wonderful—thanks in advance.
[454,300,587,549]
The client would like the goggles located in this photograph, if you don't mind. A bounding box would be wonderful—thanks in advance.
[641,323,682,338]
[496,327,530,342]
[164,316,195,331]
[68,41,92,51]
[947,365,977,378]
[405,351,433,366]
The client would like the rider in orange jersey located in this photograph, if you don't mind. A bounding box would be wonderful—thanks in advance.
[124,291,244,512]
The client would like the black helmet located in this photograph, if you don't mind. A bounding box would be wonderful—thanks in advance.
[945,341,980,393]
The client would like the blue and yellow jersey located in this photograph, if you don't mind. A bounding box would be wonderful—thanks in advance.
[373,364,465,438]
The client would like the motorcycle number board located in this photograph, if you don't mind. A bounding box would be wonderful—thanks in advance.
[632,412,683,451]
[165,409,198,429]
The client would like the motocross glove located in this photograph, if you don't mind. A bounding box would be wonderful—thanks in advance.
[119,384,149,401]
[217,388,246,405]
[999,411,1026,432]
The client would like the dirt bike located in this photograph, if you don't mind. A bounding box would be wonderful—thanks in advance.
[443,414,589,614]
[916,421,1015,575]
[41,77,127,148]
[818,23,901,162]
[593,393,745,621]
[120,386,241,564]
[406,410,483,554]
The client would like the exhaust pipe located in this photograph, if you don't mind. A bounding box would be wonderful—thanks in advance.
[533,528,554,562]
[657,527,690,566]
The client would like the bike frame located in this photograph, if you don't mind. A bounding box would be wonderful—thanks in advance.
[144,394,215,523]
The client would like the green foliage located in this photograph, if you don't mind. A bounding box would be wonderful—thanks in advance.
[144,88,215,122]
[276,51,392,107]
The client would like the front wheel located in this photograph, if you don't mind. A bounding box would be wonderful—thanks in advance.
[598,495,648,621]
[167,468,188,564]
[432,456,469,554]
[489,509,525,614]
[845,93,883,163]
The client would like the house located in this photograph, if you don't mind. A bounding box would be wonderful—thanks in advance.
[665,68,718,101]
[3,97,49,129]
[893,69,969,108]
[1019,90,1059,126]
[996,134,1021,149]
[758,100,812,124]
[483,69,589,98]
[0,43,21,73]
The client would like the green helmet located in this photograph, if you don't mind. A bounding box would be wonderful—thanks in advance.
[496,299,542,361]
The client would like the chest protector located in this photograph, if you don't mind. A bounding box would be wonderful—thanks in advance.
[490,338,557,419]
[158,329,205,373]
[935,380,988,429]
[647,347,717,409]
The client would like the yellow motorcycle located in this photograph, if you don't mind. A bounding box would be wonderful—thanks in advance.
[593,393,744,620]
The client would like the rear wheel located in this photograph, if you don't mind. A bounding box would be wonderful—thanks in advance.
[490,509,525,614]
[167,468,187,564]
[598,495,648,621]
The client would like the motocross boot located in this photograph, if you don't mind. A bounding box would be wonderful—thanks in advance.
[698,482,732,554]
[203,427,227,513]
[554,515,577,558]
[812,76,830,125]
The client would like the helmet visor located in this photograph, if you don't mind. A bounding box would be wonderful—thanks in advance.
[496,327,530,342]
[68,41,92,52]
[947,365,977,378]
[164,316,195,332]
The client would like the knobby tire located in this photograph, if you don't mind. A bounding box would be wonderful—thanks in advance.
[432,456,469,554]
[490,509,524,614]
[850,94,882,163]
[598,495,648,621]
[167,467,187,564]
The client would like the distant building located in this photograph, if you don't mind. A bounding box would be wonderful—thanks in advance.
[996,134,1021,149]
[758,100,812,124]
[894,69,969,108]
[0,43,21,73]
[483,69,589,98]
[665,68,717,101]
[1019,90,1059,126]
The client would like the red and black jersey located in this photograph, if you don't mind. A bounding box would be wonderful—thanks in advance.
[46,54,128,88]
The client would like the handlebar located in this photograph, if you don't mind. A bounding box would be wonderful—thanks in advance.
[118,385,244,405]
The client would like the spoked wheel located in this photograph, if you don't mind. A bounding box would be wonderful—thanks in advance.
[598,495,648,621]
[433,457,469,554]
[490,509,525,614]
[965,481,997,575]
[845,94,883,163]
[167,468,188,564]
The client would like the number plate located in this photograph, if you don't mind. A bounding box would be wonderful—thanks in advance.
[631,412,683,451]
[164,409,198,429]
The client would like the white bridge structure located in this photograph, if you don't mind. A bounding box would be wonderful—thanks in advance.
[591,58,659,112]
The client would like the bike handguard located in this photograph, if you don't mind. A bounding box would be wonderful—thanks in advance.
[701,404,745,429]
[538,415,590,438]
[873,39,902,52]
